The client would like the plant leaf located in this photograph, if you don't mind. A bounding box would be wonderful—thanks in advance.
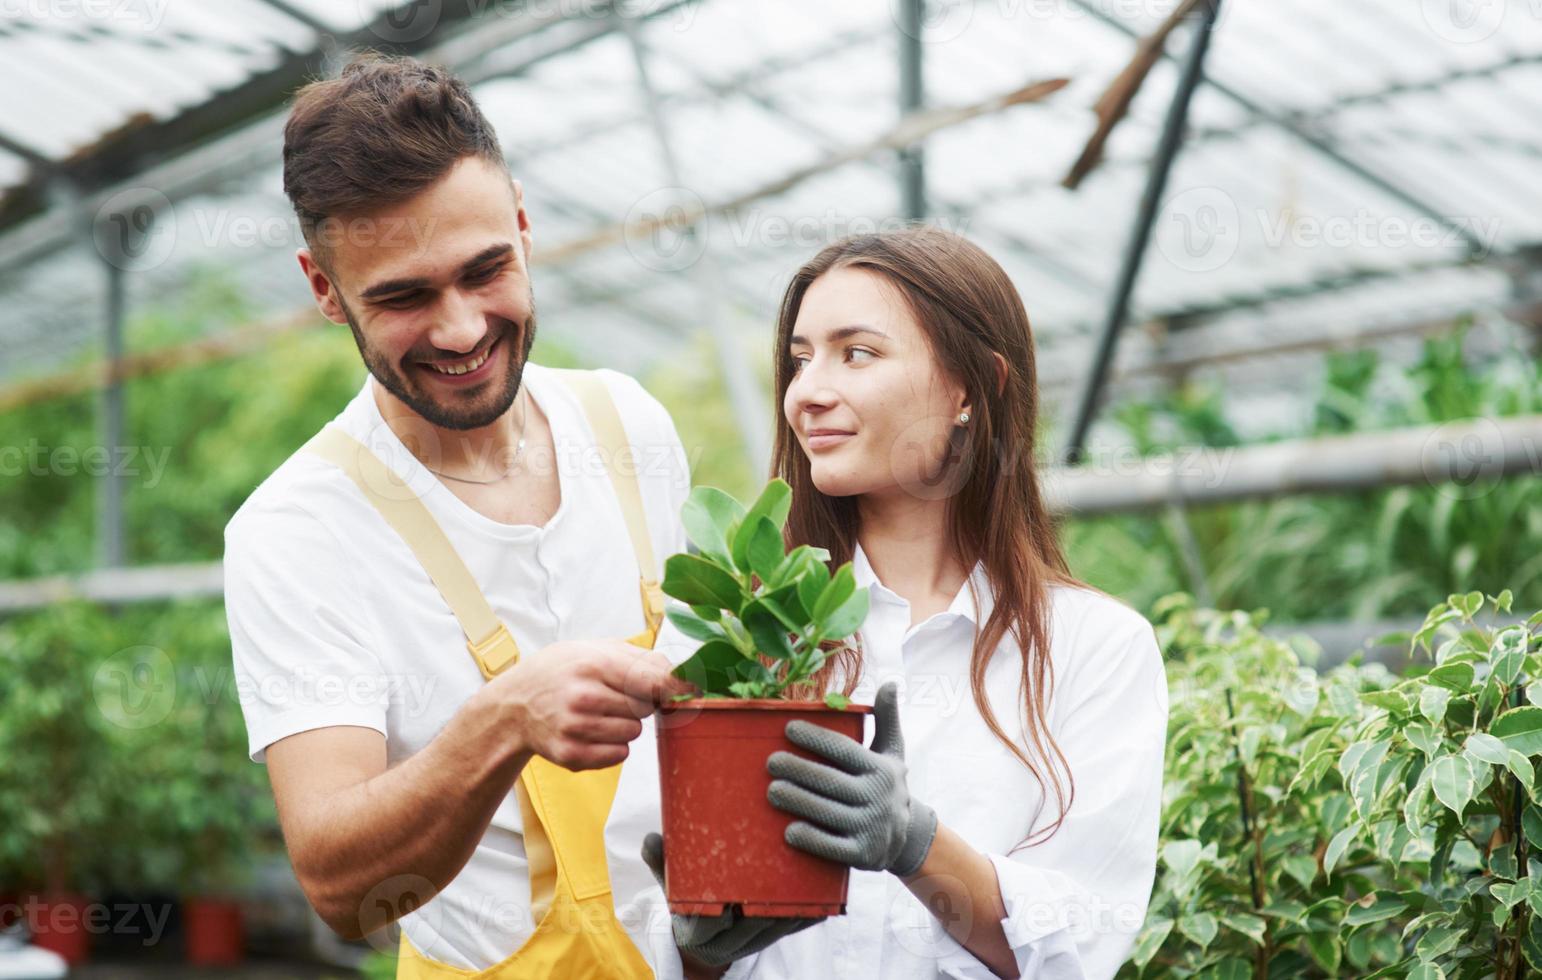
[673,639,752,695]
[1495,706,1542,756]
[820,588,869,640]
[1428,754,1476,818]
[662,553,743,612]
[812,562,857,623]
[1420,685,1451,724]
[680,486,744,564]
[1324,825,1356,877]
[1465,732,1510,765]
[797,558,831,615]
[1425,662,1474,692]
[741,601,795,661]
[742,478,793,532]
[733,515,784,585]
[1509,750,1538,802]
[666,606,725,643]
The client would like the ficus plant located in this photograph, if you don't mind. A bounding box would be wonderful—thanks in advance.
[660,479,868,705]
[1125,590,1542,979]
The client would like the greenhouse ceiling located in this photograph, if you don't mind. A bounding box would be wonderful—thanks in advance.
[1,0,1540,418]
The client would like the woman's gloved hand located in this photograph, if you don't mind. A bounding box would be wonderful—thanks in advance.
[766,681,938,877]
[641,833,821,968]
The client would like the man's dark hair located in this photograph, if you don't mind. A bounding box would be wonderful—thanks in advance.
[283,52,507,261]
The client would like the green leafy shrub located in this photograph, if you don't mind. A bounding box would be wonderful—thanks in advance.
[1126,591,1542,978]
[0,600,273,897]
[661,479,867,703]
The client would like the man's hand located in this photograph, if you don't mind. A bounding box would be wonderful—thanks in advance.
[484,640,693,770]
[641,833,821,972]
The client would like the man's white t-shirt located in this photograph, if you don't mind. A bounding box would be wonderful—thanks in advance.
[223,362,690,972]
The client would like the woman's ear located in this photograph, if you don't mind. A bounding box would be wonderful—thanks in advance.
[958,353,1010,421]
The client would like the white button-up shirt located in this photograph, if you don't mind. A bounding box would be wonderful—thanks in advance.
[722,544,1168,980]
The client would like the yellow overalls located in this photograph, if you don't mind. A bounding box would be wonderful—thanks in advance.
[303,369,665,979]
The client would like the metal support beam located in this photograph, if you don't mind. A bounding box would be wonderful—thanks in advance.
[898,0,926,220]
[1065,0,1486,257]
[99,255,127,568]
[1045,414,1542,516]
[1063,0,1221,464]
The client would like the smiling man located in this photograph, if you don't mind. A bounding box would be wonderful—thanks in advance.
[222,53,703,978]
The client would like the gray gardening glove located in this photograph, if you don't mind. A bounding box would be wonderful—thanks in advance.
[641,832,821,968]
[766,681,939,877]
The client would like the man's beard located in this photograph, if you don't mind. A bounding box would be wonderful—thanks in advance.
[340,300,537,431]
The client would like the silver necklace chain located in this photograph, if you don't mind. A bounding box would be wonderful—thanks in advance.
[426,389,529,485]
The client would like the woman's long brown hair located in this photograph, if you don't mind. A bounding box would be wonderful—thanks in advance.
[771,226,1080,848]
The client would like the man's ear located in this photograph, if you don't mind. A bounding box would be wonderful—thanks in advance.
[512,178,534,263]
[296,248,347,325]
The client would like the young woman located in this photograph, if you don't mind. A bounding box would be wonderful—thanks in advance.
[656,227,1168,980]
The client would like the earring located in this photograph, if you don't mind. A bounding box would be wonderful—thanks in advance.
[958,412,970,425]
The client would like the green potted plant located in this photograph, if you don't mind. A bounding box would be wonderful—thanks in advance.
[0,604,118,966]
[133,604,271,967]
[655,479,871,917]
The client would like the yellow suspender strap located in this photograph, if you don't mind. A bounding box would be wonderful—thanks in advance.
[301,426,521,677]
[549,369,666,639]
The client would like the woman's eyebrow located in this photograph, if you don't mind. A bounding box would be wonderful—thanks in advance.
[789,325,888,345]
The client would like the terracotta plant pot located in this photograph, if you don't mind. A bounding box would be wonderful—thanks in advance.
[183,896,244,966]
[656,698,871,917]
[29,892,91,965]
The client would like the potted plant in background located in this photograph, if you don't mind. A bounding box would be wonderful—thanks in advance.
[0,604,118,966]
[656,479,871,917]
[132,604,271,967]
